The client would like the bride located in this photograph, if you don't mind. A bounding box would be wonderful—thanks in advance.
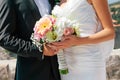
[50,0,115,80]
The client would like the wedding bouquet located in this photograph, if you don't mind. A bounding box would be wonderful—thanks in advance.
[31,15,80,75]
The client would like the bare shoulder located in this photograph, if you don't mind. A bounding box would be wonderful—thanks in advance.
[91,0,114,29]
[87,0,92,5]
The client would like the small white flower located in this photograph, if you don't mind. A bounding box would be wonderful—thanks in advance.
[52,5,62,17]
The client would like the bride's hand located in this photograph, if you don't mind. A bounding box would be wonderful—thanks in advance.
[52,35,78,49]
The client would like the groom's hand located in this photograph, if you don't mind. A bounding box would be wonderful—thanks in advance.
[43,43,57,56]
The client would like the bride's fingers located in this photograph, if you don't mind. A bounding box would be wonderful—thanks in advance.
[51,42,63,46]
[47,44,59,52]
[61,35,70,40]
[48,43,65,49]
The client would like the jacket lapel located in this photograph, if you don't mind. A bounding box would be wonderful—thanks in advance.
[24,0,41,20]
[24,0,56,20]
[49,0,55,10]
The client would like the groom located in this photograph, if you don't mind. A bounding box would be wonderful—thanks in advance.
[0,0,60,80]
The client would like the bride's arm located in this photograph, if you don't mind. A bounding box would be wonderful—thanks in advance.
[86,0,115,43]
[51,0,115,49]
[73,0,115,45]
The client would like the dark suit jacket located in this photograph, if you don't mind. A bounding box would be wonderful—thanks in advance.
[0,0,60,80]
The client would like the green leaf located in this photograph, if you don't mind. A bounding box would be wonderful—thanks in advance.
[55,0,60,5]
[59,69,69,75]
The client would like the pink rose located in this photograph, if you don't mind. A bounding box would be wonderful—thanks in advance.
[63,27,74,36]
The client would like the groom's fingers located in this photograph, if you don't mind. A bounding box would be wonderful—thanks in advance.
[43,44,55,56]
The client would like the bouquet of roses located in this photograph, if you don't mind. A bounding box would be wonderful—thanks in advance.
[31,15,80,75]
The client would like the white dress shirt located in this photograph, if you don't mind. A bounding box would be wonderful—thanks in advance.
[34,0,51,16]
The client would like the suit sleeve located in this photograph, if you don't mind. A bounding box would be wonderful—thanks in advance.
[0,0,43,60]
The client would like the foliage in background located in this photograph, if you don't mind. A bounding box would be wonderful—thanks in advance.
[111,7,120,24]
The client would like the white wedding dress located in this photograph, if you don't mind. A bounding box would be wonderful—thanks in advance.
[52,0,114,80]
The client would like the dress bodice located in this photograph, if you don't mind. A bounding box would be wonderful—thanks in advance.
[52,0,102,37]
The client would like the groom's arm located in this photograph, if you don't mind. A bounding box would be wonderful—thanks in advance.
[0,0,45,60]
